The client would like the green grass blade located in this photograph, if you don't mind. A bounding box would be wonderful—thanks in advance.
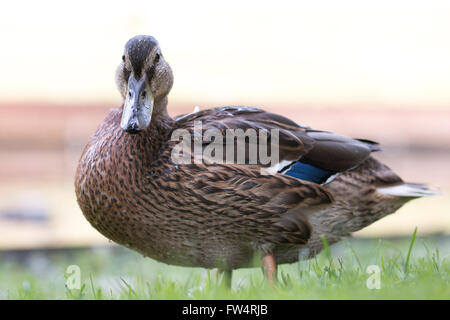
[405,227,418,274]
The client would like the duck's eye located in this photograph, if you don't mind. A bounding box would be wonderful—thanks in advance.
[122,55,125,62]
[154,53,160,64]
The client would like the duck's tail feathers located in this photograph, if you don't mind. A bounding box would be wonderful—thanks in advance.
[355,138,382,152]
[377,183,440,197]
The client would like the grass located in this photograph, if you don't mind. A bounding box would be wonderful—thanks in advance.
[0,234,449,299]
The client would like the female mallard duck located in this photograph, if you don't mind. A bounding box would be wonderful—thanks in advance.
[75,35,435,285]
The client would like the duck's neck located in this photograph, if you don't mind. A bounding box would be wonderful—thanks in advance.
[142,96,175,156]
[148,96,175,132]
[116,96,175,165]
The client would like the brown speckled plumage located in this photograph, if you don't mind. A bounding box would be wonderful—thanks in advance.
[75,35,434,281]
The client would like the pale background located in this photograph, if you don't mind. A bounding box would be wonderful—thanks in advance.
[2,0,450,106]
[0,0,449,248]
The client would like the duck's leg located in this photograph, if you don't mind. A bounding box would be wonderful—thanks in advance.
[216,269,232,288]
[261,253,277,285]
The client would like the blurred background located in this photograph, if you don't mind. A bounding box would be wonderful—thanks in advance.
[0,0,449,251]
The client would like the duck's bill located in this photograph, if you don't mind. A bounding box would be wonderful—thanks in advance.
[121,73,153,134]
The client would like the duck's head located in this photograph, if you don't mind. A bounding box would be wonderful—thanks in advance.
[115,35,173,133]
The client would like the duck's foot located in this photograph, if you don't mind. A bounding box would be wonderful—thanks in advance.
[261,253,277,285]
[216,269,232,288]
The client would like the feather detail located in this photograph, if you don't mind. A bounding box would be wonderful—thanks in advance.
[377,183,439,197]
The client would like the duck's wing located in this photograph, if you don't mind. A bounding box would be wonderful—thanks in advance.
[174,106,360,247]
[174,106,380,176]
[177,161,333,246]
[175,106,314,164]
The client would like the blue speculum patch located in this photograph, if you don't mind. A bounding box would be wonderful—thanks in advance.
[282,161,332,184]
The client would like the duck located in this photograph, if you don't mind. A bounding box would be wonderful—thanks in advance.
[75,35,436,285]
